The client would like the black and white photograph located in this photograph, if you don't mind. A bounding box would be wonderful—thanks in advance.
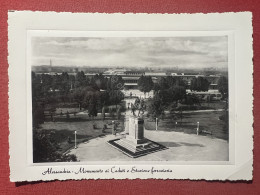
[31,35,229,162]
[8,11,253,181]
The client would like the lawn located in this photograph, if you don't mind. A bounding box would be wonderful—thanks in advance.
[199,101,227,110]
[145,111,228,141]
[38,113,125,154]
[37,100,228,157]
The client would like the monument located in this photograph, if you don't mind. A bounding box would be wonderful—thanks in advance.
[108,98,166,158]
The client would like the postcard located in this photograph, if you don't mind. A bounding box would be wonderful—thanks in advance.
[8,11,253,181]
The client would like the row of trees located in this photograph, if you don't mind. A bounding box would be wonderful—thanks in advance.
[137,75,228,97]
[73,86,124,112]
[32,71,124,97]
[142,75,229,120]
[32,71,125,127]
[137,75,211,96]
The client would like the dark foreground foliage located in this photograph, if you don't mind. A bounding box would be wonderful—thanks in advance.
[33,130,77,163]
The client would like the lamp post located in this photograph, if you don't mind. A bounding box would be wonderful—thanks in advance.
[196,122,200,135]
[156,118,158,131]
[74,131,77,149]
[112,120,115,135]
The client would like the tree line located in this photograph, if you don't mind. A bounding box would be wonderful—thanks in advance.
[32,71,125,127]
[137,75,228,120]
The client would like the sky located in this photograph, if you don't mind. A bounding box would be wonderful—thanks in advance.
[31,36,228,70]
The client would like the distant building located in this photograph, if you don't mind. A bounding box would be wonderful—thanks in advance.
[145,72,166,76]
[73,68,78,73]
[125,71,144,76]
[34,68,222,91]
[103,69,127,75]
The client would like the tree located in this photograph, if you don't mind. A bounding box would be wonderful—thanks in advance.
[218,76,228,98]
[32,72,45,128]
[218,76,229,111]
[116,107,122,120]
[69,75,75,91]
[107,75,124,90]
[152,85,185,107]
[174,77,186,88]
[75,71,88,88]
[108,90,124,107]
[157,77,169,90]
[60,72,70,94]
[168,86,186,104]
[88,96,97,119]
[90,73,108,90]
[33,130,77,163]
[73,88,84,110]
[32,101,44,128]
[40,73,53,95]
[190,77,209,91]
[147,93,165,120]
[184,94,201,106]
[153,76,186,94]
[31,72,43,99]
[109,108,115,118]
[137,75,154,98]
[153,83,161,95]
[165,76,176,87]
[52,73,62,91]
[148,76,187,121]
[72,86,96,110]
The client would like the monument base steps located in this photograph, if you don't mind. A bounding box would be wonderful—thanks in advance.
[107,138,167,158]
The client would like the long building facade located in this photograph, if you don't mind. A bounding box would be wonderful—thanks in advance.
[100,69,220,90]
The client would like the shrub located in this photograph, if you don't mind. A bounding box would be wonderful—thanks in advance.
[33,130,77,163]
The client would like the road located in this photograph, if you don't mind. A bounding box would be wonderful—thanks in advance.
[68,129,228,161]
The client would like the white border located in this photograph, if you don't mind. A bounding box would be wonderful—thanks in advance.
[8,11,253,181]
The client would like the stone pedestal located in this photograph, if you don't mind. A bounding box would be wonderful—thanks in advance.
[108,115,167,158]
[126,116,146,144]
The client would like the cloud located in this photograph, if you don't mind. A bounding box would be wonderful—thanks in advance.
[31,36,228,69]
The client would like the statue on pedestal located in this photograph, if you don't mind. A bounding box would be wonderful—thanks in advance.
[131,97,146,117]
[108,97,166,158]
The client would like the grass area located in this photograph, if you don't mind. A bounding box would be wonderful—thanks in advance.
[55,107,81,114]
[145,111,228,141]
[199,101,227,110]
[39,100,228,156]
[171,101,227,111]
[39,113,125,154]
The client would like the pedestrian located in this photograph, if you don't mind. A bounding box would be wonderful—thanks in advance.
[66,111,70,120]
[102,125,106,133]
[67,136,71,144]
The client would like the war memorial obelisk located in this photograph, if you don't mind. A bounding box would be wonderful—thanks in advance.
[108,102,166,158]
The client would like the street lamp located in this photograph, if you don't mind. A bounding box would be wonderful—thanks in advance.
[74,131,77,149]
[112,120,115,135]
[196,122,200,135]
